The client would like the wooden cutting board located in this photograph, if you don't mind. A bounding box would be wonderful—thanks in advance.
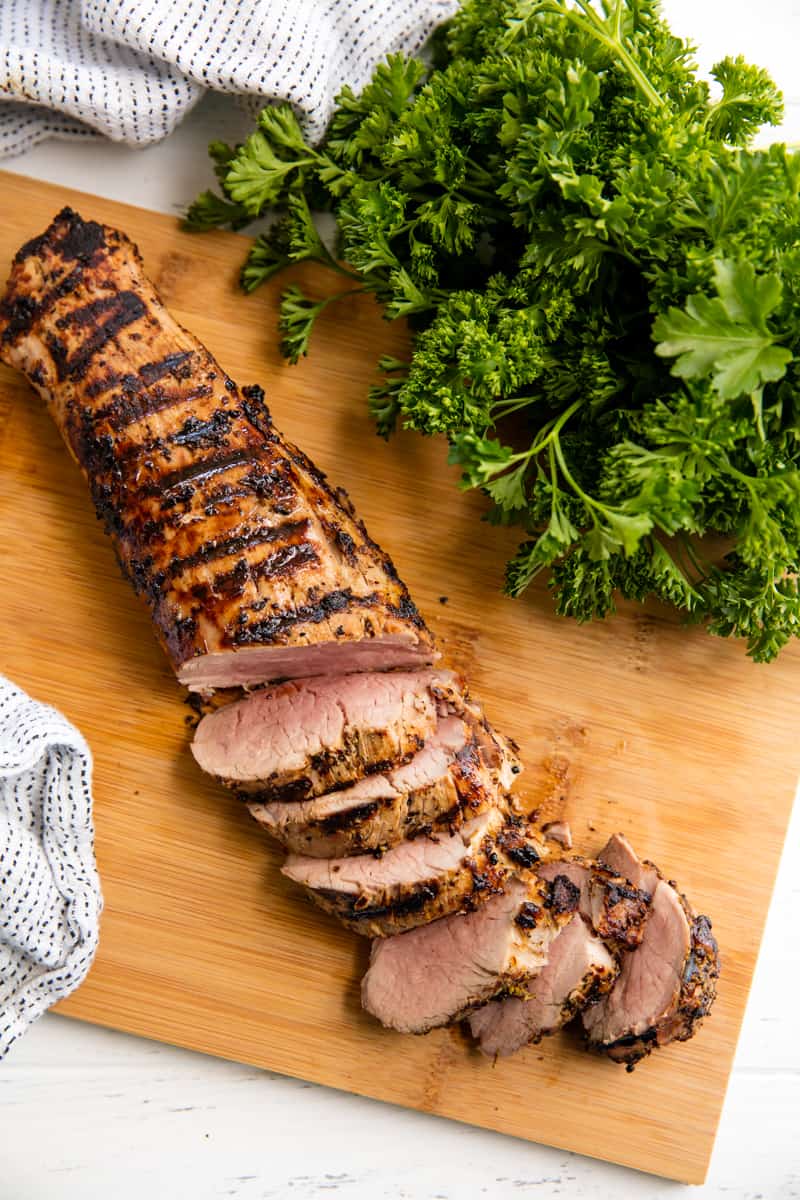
[0,171,796,1184]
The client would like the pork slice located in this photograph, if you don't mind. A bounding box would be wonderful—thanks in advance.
[598,831,659,895]
[192,668,459,800]
[247,707,519,857]
[582,835,720,1067]
[464,856,649,1058]
[0,209,436,692]
[282,808,543,937]
[361,876,560,1034]
[468,915,617,1057]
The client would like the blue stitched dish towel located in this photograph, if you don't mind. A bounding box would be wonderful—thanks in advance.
[0,675,101,1058]
[0,0,458,158]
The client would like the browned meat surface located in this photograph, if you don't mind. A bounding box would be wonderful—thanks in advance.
[362,853,642,1040]
[538,858,650,950]
[465,859,649,1057]
[582,834,720,1068]
[192,669,459,800]
[282,810,544,937]
[361,875,569,1034]
[468,915,617,1057]
[247,706,519,856]
[0,208,435,690]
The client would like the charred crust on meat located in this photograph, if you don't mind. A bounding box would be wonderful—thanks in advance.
[497,829,540,869]
[0,293,48,345]
[242,777,313,805]
[515,901,542,930]
[316,799,387,836]
[52,208,107,263]
[100,382,217,432]
[211,542,319,597]
[547,873,581,915]
[140,351,195,385]
[171,407,237,450]
[593,878,650,948]
[321,882,441,923]
[154,449,252,495]
[232,588,379,646]
[240,384,273,434]
[386,592,425,630]
[68,293,146,378]
[334,528,357,563]
[49,291,148,382]
[13,208,106,267]
[13,231,50,264]
[1,265,84,343]
[167,519,310,578]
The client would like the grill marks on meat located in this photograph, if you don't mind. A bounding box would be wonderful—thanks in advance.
[2,210,719,1075]
[362,875,568,1034]
[282,810,544,938]
[466,860,649,1057]
[191,669,459,802]
[247,707,519,857]
[0,208,435,689]
[468,916,617,1057]
[359,834,716,1070]
[582,834,720,1068]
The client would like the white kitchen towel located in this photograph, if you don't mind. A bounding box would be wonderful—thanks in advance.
[0,675,101,1058]
[0,0,458,159]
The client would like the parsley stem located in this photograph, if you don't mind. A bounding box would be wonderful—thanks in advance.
[531,396,585,457]
[315,254,363,282]
[491,395,544,420]
[543,0,664,110]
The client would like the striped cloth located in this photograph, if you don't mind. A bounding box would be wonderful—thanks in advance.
[0,676,101,1058]
[0,0,458,158]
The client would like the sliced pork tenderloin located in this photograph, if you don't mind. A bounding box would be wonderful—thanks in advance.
[582,834,720,1068]
[362,855,647,1037]
[466,859,650,1057]
[191,669,460,801]
[361,874,571,1033]
[468,915,616,1056]
[247,708,518,857]
[282,809,544,938]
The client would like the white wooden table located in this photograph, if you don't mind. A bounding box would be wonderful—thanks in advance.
[3,5,800,1194]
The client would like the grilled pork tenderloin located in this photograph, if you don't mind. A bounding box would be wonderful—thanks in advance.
[469,916,616,1056]
[192,669,460,801]
[247,707,518,857]
[0,208,435,690]
[361,875,570,1033]
[1,211,719,1072]
[581,834,720,1068]
[282,810,543,938]
[363,859,647,1035]
[467,859,650,1056]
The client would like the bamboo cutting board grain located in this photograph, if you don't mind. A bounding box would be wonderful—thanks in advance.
[0,171,796,1184]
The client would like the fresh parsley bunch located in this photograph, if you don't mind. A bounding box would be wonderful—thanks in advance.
[186,0,800,661]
